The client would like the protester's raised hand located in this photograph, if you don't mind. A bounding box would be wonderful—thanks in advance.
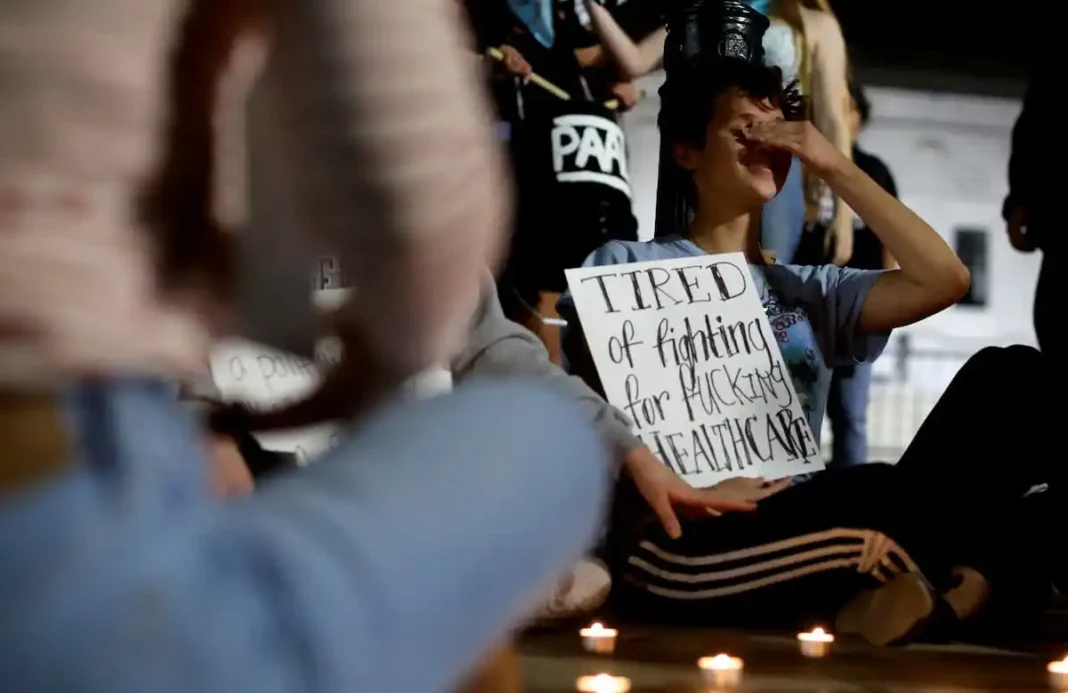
[1006,205,1036,253]
[609,81,641,111]
[498,45,532,78]
[825,212,855,266]
[746,120,844,177]
[623,446,761,540]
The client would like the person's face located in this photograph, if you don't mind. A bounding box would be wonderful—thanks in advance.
[673,90,792,212]
[846,96,862,142]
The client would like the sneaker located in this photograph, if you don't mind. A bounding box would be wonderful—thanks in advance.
[836,572,935,646]
[532,558,612,624]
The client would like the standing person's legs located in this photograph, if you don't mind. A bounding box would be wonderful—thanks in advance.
[827,364,873,469]
[0,378,609,693]
[760,157,805,263]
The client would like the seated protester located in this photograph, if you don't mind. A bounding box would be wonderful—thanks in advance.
[558,1,1062,645]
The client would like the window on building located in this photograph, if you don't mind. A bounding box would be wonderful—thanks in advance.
[954,227,988,307]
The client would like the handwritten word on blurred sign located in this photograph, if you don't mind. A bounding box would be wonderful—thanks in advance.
[209,335,454,463]
[209,338,341,462]
[566,253,822,486]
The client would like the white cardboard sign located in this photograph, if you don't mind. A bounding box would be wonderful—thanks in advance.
[565,252,822,486]
[208,337,341,463]
[209,334,454,464]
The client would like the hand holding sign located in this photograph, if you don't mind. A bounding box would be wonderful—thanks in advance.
[566,253,823,488]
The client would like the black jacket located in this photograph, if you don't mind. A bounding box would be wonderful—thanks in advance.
[1004,49,1058,250]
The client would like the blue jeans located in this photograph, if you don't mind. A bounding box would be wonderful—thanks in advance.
[0,378,607,692]
[761,157,805,264]
[827,363,873,468]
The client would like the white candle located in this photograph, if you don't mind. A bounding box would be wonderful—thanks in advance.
[697,653,744,688]
[797,627,835,658]
[1048,655,1068,690]
[575,673,631,693]
[579,622,618,654]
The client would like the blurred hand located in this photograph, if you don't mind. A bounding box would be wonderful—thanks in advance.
[825,211,854,266]
[623,446,777,539]
[608,82,641,111]
[498,45,532,78]
[208,434,255,498]
[1006,205,1037,253]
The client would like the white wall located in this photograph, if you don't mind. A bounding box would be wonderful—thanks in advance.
[620,76,1042,367]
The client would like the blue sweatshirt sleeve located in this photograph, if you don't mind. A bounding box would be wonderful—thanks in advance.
[0,380,608,693]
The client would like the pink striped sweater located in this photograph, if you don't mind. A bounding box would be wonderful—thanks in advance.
[0,0,507,388]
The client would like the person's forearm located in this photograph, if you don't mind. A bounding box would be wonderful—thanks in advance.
[267,0,509,375]
[2,382,607,693]
[808,19,853,237]
[586,3,664,80]
[825,157,968,296]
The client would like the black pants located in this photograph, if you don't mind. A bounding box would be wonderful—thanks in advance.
[1035,252,1062,362]
[608,346,1062,632]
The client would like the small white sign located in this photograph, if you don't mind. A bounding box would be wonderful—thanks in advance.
[209,337,341,463]
[209,289,454,465]
[565,253,822,487]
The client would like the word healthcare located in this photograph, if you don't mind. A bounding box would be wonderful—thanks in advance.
[566,253,823,487]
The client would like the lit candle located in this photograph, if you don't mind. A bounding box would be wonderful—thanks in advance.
[575,673,631,693]
[697,653,744,689]
[797,627,835,658]
[579,622,618,654]
[1048,655,1068,690]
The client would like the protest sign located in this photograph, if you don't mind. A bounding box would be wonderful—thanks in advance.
[565,253,822,486]
[210,288,453,464]
[209,337,341,463]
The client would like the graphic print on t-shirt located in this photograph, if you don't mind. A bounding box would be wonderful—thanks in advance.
[550,113,631,197]
[757,279,821,424]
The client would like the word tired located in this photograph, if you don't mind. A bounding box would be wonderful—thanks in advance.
[579,260,748,315]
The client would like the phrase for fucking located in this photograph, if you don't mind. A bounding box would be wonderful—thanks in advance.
[566,253,823,487]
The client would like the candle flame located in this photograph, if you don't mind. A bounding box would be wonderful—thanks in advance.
[575,673,630,693]
[1049,655,1068,673]
[697,653,742,670]
[812,627,825,635]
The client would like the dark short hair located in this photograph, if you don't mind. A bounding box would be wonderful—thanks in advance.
[849,79,871,125]
[658,60,806,148]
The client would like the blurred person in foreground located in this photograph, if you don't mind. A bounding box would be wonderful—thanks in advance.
[1004,49,1061,360]
[823,79,897,468]
[0,1,610,691]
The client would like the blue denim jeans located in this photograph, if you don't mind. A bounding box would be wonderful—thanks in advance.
[761,156,805,264]
[0,378,607,692]
[827,362,873,468]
